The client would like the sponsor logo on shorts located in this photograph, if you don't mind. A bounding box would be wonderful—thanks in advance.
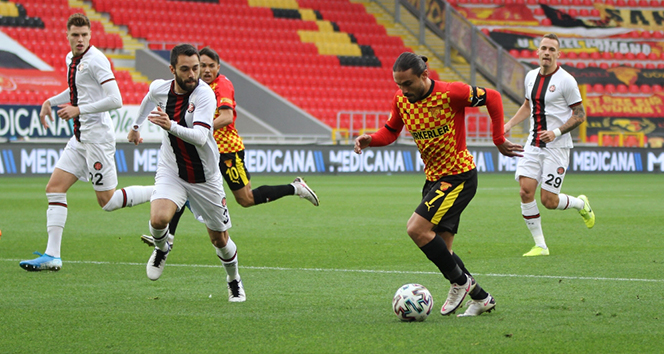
[557,167,565,174]
[94,161,103,170]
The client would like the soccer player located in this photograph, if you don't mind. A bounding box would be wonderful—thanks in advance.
[19,13,153,272]
[127,44,245,302]
[354,52,523,317]
[504,33,595,257]
[141,47,318,246]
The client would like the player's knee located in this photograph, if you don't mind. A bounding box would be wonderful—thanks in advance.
[235,196,254,208]
[150,216,169,230]
[519,188,533,202]
[540,194,558,209]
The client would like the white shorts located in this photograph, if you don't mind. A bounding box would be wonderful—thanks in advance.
[152,167,231,232]
[515,145,570,194]
[55,137,118,191]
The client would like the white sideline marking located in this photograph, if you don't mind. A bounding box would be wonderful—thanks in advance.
[3,258,663,283]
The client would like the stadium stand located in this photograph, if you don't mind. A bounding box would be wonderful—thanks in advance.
[1,0,662,145]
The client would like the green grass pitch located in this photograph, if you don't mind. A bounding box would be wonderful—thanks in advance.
[0,173,662,353]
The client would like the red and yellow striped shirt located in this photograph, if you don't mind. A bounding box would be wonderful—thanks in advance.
[210,74,244,153]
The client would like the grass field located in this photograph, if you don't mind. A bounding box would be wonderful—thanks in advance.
[0,173,662,353]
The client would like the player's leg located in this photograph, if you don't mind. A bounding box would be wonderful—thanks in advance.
[516,147,549,256]
[82,142,153,212]
[189,177,244,302]
[220,151,318,207]
[410,170,477,315]
[145,172,185,281]
[19,168,78,271]
[540,148,594,228]
[20,139,85,271]
[450,252,496,317]
[209,229,245,302]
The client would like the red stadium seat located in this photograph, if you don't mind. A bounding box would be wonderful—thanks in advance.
[605,84,616,93]
[640,85,652,94]
[629,84,640,94]
[617,84,628,93]
[592,83,605,94]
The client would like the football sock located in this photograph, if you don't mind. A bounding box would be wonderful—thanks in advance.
[522,201,547,249]
[102,185,154,211]
[149,222,170,252]
[420,235,465,284]
[556,193,584,210]
[452,253,488,300]
[169,206,186,236]
[44,193,67,258]
[252,185,295,205]
[216,238,239,281]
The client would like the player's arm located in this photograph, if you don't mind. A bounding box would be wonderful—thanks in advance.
[355,95,404,154]
[128,87,157,145]
[39,88,70,128]
[549,103,586,137]
[213,107,233,130]
[473,86,524,157]
[539,78,586,143]
[77,80,123,115]
[166,88,216,147]
[504,99,531,134]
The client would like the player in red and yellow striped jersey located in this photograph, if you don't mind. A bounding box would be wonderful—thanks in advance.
[158,47,319,245]
[355,52,523,317]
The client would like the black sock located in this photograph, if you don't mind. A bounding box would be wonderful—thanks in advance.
[252,185,295,205]
[420,235,466,284]
[169,206,186,236]
[452,253,488,300]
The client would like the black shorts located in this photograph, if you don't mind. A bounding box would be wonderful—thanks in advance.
[218,150,251,191]
[415,169,477,235]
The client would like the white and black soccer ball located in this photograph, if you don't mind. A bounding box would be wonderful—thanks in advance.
[392,283,434,322]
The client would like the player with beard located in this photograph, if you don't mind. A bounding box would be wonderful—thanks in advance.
[19,13,153,272]
[504,33,595,257]
[140,47,319,247]
[127,44,245,302]
[354,52,523,317]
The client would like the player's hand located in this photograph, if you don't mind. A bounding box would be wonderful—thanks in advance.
[127,130,143,145]
[147,106,172,130]
[497,139,524,157]
[537,130,555,143]
[354,134,372,154]
[39,100,54,128]
[56,104,80,120]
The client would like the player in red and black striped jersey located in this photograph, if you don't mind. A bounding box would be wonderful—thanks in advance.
[504,34,595,258]
[161,47,319,244]
[354,52,523,317]
[19,14,154,272]
[129,44,245,301]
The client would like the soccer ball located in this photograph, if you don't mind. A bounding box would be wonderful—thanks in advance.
[392,283,434,322]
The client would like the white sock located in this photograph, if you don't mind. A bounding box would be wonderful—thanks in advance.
[216,238,239,281]
[521,201,546,249]
[556,193,584,210]
[102,185,154,211]
[45,193,67,258]
[149,221,170,252]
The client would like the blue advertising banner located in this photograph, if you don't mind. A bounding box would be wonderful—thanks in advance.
[0,142,662,176]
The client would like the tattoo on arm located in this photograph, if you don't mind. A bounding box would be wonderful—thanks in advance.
[559,104,586,134]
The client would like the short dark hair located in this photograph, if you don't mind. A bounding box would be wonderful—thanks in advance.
[392,52,428,76]
[170,44,200,67]
[199,47,220,64]
[67,13,90,30]
[542,33,560,47]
